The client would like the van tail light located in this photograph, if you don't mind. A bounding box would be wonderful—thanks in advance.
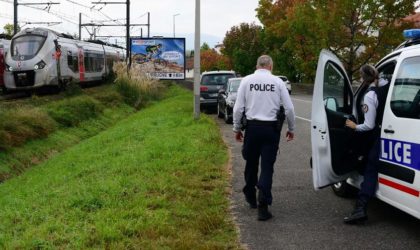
[200,86,208,92]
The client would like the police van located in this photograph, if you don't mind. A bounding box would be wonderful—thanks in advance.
[311,29,420,219]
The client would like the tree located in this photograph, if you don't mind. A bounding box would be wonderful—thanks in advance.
[3,23,20,36]
[201,49,231,72]
[323,0,415,82]
[222,23,265,76]
[257,0,416,83]
[201,42,210,51]
[256,0,306,81]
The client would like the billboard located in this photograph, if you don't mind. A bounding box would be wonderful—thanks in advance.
[130,38,185,80]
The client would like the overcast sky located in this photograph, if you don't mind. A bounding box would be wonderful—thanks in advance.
[0,0,261,49]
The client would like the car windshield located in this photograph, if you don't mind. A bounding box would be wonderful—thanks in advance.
[229,79,242,92]
[201,73,235,86]
[11,35,46,61]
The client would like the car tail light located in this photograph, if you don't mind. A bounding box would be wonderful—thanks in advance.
[200,86,208,92]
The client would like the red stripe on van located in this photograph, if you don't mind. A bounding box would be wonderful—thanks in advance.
[379,177,420,197]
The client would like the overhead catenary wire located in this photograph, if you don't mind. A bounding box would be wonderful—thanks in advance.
[2,0,136,49]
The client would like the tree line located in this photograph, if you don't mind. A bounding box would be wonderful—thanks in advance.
[216,0,416,83]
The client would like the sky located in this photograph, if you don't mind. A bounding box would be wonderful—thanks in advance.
[0,0,261,49]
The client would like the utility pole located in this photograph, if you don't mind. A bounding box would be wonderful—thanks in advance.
[194,0,201,119]
[13,1,60,35]
[147,12,150,37]
[173,13,180,38]
[79,13,82,40]
[127,0,130,64]
[13,0,17,35]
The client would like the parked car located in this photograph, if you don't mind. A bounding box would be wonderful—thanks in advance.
[200,70,236,110]
[278,75,291,94]
[311,29,420,219]
[217,77,243,123]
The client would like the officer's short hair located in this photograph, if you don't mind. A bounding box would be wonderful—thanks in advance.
[257,55,273,68]
[360,64,378,84]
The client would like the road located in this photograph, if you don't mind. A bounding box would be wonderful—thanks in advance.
[215,90,420,249]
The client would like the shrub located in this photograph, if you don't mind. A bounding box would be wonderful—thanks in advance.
[46,96,104,127]
[64,81,83,97]
[113,62,165,109]
[0,107,57,150]
[90,90,124,107]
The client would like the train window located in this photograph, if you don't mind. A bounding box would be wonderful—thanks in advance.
[11,35,46,61]
[84,52,104,72]
[67,52,79,72]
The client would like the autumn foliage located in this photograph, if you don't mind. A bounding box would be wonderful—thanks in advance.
[221,0,416,83]
[200,49,232,72]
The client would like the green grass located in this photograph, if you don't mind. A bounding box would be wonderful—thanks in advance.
[46,96,104,127]
[0,85,240,249]
[0,105,134,181]
[0,85,136,181]
[0,107,57,150]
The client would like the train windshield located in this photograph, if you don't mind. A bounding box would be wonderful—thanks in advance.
[11,35,46,61]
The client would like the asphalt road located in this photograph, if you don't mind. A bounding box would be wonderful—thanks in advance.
[215,90,420,249]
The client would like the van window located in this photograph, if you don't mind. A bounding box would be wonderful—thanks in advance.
[323,62,348,112]
[390,57,420,119]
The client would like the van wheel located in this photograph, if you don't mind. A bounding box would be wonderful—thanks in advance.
[331,181,358,198]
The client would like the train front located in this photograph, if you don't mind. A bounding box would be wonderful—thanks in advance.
[4,28,56,90]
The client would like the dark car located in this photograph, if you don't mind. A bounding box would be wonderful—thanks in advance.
[200,70,236,110]
[217,77,243,123]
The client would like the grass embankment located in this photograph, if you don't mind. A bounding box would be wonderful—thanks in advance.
[0,85,239,249]
[0,84,135,181]
[0,63,165,181]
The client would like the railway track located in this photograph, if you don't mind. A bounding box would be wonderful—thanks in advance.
[0,91,31,101]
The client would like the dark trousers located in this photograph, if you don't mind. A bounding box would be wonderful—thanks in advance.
[242,124,281,205]
[359,137,381,204]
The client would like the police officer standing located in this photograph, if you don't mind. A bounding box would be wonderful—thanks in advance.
[233,55,296,221]
[344,64,389,224]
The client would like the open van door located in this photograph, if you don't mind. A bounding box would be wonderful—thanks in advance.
[311,50,357,189]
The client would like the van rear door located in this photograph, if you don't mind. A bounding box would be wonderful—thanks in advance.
[311,50,356,189]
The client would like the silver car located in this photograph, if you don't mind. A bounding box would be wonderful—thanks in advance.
[278,75,291,94]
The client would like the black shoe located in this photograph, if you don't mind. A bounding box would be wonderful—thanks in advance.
[245,195,257,209]
[258,204,273,221]
[243,189,257,209]
[344,201,368,224]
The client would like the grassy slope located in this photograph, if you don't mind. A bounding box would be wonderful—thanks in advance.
[0,84,134,180]
[0,86,239,249]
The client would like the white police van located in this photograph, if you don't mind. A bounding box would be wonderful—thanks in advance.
[311,29,420,219]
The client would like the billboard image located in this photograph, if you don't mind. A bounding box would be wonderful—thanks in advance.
[130,38,185,80]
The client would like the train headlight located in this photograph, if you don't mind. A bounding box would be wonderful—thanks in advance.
[34,60,46,70]
[5,64,12,72]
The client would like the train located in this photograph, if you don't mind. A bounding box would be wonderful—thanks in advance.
[3,27,125,91]
[0,38,10,92]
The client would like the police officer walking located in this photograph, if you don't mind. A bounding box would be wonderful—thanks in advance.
[344,64,389,224]
[233,55,296,221]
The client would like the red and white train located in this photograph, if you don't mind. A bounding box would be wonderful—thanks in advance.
[3,27,125,91]
[0,38,11,92]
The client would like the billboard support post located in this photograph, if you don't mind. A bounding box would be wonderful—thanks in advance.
[193,0,200,120]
